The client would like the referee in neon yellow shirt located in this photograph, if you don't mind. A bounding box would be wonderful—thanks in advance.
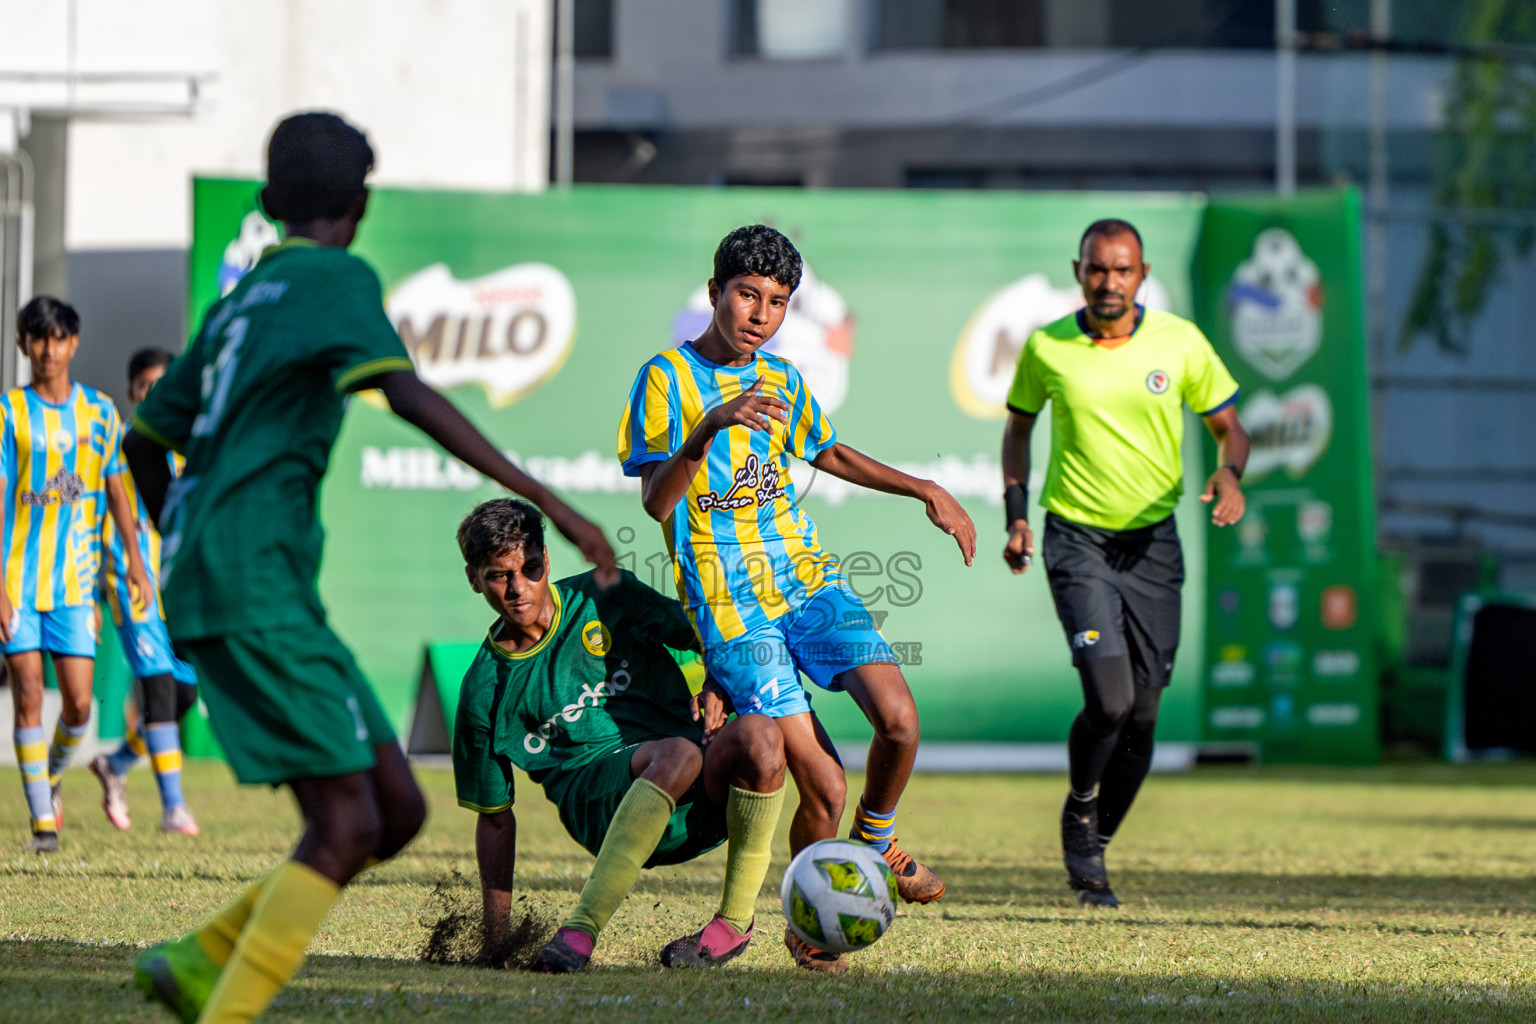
[1001,219,1249,907]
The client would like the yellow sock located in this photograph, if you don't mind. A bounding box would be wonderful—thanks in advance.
[194,874,270,967]
[563,778,674,940]
[718,785,786,931]
[196,860,339,1024]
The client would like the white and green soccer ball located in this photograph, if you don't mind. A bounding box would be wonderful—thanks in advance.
[780,838,898,953]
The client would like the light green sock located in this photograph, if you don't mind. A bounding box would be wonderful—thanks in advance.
[563,778,674,940]
[718,785,785,931]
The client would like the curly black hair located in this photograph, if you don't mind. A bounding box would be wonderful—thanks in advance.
[17,296,80,342]
[260,111,375,224]
[712,224,802,292]
[457,498,546,573]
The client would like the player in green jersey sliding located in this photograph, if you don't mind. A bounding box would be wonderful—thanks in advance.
[453,498,789,972]
[123,112,615,1023]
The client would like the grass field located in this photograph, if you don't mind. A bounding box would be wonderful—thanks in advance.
[4,759,1536,1022]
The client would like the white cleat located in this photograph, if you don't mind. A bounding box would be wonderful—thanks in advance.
[161,804,201,836]
[90,754,132,830]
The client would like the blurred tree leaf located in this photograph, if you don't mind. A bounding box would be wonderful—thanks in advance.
[1402,0,1536,354]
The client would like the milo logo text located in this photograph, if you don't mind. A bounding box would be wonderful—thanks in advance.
[387,262,577,407]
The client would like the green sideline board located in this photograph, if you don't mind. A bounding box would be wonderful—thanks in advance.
[1193,191,1380,764]
[189,180,1213,748]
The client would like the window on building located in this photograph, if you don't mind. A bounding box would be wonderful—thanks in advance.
[731,0,850,60]
[571,0,614,60]
[875,0,1045,50]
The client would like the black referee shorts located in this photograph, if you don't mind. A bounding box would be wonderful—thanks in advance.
[1042,512,1185,688]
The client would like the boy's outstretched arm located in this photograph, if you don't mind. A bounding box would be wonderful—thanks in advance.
[475,810,518,964]
[377,371,617,584]
[810,442,977,565]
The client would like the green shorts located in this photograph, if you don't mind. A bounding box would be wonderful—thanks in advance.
[178,623,396,785]
[550,744,728,868]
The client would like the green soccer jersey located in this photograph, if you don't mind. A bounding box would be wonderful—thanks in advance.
[132,238,414,638]
[1006,307,1239,531]
[453,569,704,815]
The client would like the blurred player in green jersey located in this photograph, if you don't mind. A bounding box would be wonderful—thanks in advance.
[125,112,615,1024]
[1001,219,1248,907]
[453,498,789,972]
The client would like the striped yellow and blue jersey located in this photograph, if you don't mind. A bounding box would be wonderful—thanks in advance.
[100,451,181,627]
[0,383,126,611]
[618,343,840,646]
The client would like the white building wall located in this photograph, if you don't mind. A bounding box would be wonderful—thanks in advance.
[25,0,552,251]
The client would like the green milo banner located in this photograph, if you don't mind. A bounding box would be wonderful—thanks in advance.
[1193,190,1381,764]
[190,180,1216,749]
[185,180,1373,760]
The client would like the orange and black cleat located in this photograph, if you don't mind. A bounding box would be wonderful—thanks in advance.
[882,839,946,904]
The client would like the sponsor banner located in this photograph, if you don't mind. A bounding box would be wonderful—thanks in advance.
[189,180,1212,746]
[1193,190,1380,764]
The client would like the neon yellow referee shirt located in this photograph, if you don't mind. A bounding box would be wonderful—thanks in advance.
[1006,307,1239,531]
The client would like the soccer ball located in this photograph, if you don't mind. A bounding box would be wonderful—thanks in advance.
[780,838,898,953]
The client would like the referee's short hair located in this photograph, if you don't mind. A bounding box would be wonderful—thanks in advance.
[1079,219,1144,257]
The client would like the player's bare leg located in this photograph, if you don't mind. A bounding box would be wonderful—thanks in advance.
[7,652,46,730]
[661,714,788,968]
[776,712,847,854]
[838,661,946,904]
[774,712,852,972]
[364,741,429,863]
[46,656,95,832]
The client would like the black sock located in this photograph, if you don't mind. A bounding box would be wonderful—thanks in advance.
[1097,748,1153,841]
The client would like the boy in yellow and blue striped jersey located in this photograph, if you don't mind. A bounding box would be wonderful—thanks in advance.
[618,225,978,971]
[90,347,200,837]
[3,297,151,854]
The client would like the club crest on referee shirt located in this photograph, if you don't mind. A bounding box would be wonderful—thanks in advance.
[1145,370,1170,394]
[1227,228,1322,381]
[386,262,578,406]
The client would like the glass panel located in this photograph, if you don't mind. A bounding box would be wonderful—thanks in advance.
[733,0,848,59]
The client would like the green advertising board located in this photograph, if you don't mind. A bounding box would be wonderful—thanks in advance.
[189,180,1216,748]
[1193,190,1381,764]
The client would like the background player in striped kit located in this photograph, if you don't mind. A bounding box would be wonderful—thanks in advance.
[2,296,152,853]
[90,347,201,836]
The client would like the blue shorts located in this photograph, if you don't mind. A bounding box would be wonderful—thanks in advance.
[115,615,197,684]
[5,605,98,658]
[702,584,896,718]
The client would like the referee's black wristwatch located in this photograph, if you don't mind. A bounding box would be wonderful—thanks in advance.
[1220,462,1244,481]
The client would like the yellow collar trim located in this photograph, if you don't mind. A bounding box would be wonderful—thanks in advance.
[488,586,563,661]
